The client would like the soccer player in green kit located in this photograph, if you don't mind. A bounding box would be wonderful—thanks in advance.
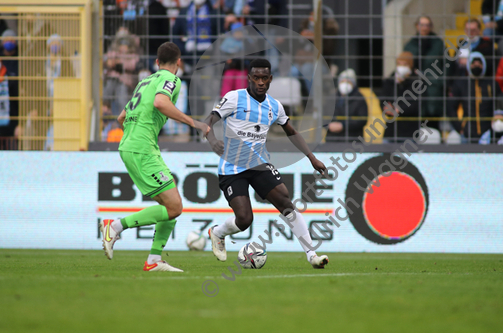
[100,42,209,272]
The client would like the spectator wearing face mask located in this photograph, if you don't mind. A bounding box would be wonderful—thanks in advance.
[380,51,421,142]
[325,69,368,142]
[404,16,444,125]
[447,52,498,142]
[479,109,503,144]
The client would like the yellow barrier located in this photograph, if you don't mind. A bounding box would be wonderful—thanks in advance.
[0,0,92,151]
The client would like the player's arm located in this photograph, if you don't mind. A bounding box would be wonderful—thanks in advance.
[281,121,326,175]
[117,109,126,129]
[204,111,224,155]
[153,93,209,135]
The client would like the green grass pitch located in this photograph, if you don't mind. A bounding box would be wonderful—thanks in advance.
[0,250,502,333]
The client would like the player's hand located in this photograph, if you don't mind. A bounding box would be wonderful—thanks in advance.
[210,140,224,156]
[310,157,326,175]
[193,120,210,137]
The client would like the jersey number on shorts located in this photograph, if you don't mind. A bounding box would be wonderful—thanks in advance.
[267,164,279,175]
[128,80,151,111]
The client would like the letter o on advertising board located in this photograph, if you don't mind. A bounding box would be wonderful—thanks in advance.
[345,155,429,244]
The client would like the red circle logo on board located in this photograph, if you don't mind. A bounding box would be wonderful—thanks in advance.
[346,155,429,244]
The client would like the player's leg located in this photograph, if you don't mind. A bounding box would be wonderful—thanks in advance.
[252,164,329,269]
[101,152,182,271]
[209,175,253,261]
[136,187,182,272]
[265,185,328,268]
[210,196,253,261]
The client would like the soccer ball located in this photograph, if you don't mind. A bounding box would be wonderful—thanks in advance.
[238,242,267,269]
[186,231,206,251]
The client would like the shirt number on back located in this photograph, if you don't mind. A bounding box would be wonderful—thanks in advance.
[128,80,150,111]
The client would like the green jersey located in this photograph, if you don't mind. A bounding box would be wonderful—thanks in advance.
[119,69,181,155]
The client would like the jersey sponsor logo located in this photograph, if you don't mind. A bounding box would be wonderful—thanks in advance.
[163,81,176,94]
[159,171,170,181]
[236,130,266,141]
[268,108,273,120]
[254,125,260,132]
[124,115,138,124]
[215,97,227,109]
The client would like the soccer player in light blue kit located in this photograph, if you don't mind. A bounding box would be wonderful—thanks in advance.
[205,59,329,268]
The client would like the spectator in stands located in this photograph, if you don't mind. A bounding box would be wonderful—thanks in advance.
[290,10,339,94]
[447,47,470,89]
[172,0,218,71]
[290,15,317,95]
[101,102,114,141]
[0,29,18,78]
[44,34,64,151]
[220,59,247,97]
[325,69,367,142]
[380,51,420,142]
[219,22,248,97]
[481,0,503,37]
[0,19,8,37]
[0,29,19,150]
[103,27,140,116]
[106,120,124,142]
[403,15,444,129]
[464,18,496,75]
[147,0,171,73]
[234,0,266,25]
[479,109,503,144]
[447,52,497,143]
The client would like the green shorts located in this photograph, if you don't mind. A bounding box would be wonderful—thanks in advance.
[119,151,176,198]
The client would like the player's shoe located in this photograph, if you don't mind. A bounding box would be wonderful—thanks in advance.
[100,218,120,260]
[209,226,227,261]
[143,261,183,272]
[310,254,329,269]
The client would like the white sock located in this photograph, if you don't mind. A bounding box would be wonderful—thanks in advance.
[213,216,241,238]
[147,254,162,265]
[284,212,317,261]
[111,218,123,234]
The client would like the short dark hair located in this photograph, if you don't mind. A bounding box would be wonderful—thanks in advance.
[157,42,181,65]
[465,18,481,30]
[249,58,271,73]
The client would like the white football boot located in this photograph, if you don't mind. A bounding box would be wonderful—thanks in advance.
[143,261,183,272]
[209,226,227,261]
[310,254,329,269]
[100,219,121,260]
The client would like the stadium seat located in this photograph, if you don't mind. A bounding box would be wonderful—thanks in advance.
[268,77,302,114]
[268,77,303,137]
[359,87,385,144]
[421,127,442,144]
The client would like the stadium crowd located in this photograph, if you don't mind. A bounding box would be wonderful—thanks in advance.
[1,0,503,149]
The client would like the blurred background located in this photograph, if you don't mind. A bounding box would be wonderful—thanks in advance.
[1,0,502,151]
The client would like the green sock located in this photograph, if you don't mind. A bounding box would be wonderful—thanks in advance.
[121,205,169,230]
[150,219,177,255]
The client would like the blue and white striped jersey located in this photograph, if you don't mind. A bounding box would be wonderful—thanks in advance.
[213,89,289,175]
